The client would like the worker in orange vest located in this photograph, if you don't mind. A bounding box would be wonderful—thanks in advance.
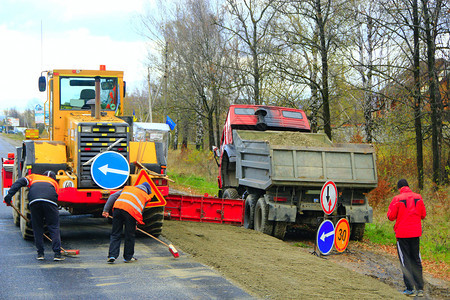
[102,182,152,263]
[3,171,64,261]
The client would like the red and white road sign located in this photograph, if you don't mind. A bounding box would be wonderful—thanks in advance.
[320,181,337,215]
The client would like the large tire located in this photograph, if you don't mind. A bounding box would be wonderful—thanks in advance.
[11,154,21,226]
[12,193,20,226]
[138,206,164,238]
[273,221,287,240]
[222,188,239,199]
[254,198,273,235]
[350,223,365,241]
[244,194,258,229]
[20,189,34,240]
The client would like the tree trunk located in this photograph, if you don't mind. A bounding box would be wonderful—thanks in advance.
[413,0,424,189]
[207,110,215,151]
[172,115,179,150]
[316,0,332,140]
[422,0,441,186]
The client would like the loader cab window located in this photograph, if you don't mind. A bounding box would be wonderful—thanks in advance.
[59,77,118,111]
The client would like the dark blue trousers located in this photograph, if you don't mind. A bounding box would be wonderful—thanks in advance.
[30,201,61,255]
[108,209,137,260]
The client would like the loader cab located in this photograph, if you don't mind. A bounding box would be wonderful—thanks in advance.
[38,67,126,142]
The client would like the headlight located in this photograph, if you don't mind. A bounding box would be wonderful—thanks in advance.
[81,126,92,133]
[116,126,126,133]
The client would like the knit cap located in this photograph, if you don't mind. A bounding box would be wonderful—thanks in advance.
[141,182,152,194]
[397,179,409,189]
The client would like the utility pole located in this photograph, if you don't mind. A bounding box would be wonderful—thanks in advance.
[164,41,168,122]
[147,67,152,122]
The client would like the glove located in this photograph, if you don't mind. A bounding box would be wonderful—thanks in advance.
[4,195,12,206]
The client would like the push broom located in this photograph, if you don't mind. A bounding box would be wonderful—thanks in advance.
[10,203,80,256]
[108,216,179,258]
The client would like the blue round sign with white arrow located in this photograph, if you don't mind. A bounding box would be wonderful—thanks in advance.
[317,219,335,255]
[90,151,130,189]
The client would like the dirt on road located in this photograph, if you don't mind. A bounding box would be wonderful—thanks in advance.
[161,221,449,299]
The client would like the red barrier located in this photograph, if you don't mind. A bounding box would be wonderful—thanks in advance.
[164,194,244,225]
[1,154,14,196]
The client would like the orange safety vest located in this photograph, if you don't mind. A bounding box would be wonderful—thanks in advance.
[113,186,151,224]
[26,174,59,192]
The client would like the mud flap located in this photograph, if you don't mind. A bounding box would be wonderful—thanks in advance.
[345,205,373,223]
[267,202,297,222]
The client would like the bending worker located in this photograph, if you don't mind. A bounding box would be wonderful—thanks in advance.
[102,182,152,263]
[3,171,65,261]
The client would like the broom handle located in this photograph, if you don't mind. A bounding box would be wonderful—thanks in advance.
[107,216,170,248]
[10,203,68,252]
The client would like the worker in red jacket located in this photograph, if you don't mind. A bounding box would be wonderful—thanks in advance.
[387,179,426,297]
[102,182,153,263]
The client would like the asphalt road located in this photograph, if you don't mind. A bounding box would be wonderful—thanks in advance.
[0,135,252,300]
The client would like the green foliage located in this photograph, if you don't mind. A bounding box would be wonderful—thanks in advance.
[293,242,311,248]
[365,222,396,244]
[167,171,218,196]
[168,148,218,196]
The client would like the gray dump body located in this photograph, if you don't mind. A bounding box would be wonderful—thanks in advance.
[234,130,378,190]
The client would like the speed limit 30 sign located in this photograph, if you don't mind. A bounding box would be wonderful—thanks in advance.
[334,218,350,252]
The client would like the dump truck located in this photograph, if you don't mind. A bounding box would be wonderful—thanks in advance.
[1,66,169,240]
[214,105,377,240]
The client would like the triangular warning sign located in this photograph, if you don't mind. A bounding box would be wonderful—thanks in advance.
[134,169,167,208]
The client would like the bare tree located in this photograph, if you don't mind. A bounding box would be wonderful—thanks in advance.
[220,0,281,105]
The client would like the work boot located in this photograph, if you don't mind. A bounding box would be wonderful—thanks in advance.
[54,253,65,261]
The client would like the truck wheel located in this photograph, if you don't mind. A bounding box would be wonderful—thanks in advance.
[244,194,258,229]
[222,188,239,199]
[273,222,287,240]
[254,198,273,235]
[350,223,365,241]
[20,189,34,240]
[138,206,164,237]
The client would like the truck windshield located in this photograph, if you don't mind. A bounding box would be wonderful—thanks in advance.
[59,77,118,111]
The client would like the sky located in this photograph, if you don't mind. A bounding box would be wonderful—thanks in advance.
[0,0,157,114]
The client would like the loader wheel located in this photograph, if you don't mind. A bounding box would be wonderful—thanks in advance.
[244,194,258,229]
[12,193,20,226]
[254,198,273,235]
[222,188,239,199]
[20,189,34,240]
[273,221,287,240]
[350,223,365,241]
[12,154,21,226]
[138,206,164,238]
